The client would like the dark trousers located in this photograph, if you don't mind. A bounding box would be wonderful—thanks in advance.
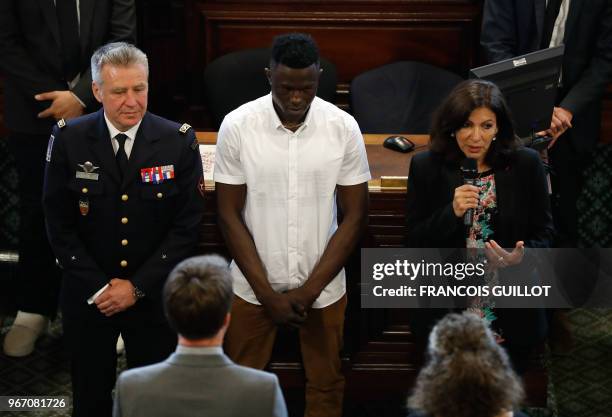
[62,298,177,417]
[549,136,587,247]
[7,132,61,317]
[548,136,600,305]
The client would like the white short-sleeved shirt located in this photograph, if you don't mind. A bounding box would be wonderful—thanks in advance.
[214,94,371,308]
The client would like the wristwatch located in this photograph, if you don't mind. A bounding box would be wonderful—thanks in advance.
[132,285,145,300]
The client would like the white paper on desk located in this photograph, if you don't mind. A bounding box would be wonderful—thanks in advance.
[87,284,109,305]
[199,144,216,182]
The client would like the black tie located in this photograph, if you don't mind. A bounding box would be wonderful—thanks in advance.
[115,134,129,177]
[541,0,563,49]
[56,0,81,81]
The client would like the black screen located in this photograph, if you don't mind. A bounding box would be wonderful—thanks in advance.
[470,46,564,141]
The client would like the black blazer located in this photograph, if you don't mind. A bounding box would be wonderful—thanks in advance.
[405,148,554,250]
[404,149,553,358]
[481,0,612,153]
[0,0,136,134]
[43,110,204,319]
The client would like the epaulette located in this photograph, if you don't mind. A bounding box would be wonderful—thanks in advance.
[57,118,67,129]
[179,123,192,134]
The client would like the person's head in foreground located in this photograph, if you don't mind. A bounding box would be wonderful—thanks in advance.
[430,79,520,171]
[408,312,524,417]
[265,32,322,126]
[163,254,233,345]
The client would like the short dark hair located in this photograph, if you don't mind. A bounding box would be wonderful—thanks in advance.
[270,32,320,69]
[408,312,524,417]
[429,79,520,168]
[163,255,233,340]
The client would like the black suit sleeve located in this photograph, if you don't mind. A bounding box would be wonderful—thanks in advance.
[481,0,520,63]
[72,0,137,109]
[0,2,67,101]
[43,126,109,294]
[130,130,205,297]
[405,155,462,247]
[523,150,554,248]
[559,1,612,116]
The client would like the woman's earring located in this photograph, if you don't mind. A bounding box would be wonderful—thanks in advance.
[450,132,455,138]
[492,136,497,141]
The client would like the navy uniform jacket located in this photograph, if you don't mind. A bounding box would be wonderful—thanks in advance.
[43,110,204,318]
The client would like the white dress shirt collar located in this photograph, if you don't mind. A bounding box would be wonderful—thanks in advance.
[104,112,142,142]
[104,113,142,158]
[175,345,224,355]
[268,94,313,132]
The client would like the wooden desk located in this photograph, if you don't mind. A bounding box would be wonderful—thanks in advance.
[196,131,429,189]
[195,131,546,409]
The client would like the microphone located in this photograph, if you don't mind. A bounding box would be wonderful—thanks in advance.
[460,158,478,227]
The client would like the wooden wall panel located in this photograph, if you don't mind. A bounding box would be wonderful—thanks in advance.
[195,0,482,113]
[206,23,471,75]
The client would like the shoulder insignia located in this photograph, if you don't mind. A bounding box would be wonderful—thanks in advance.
[57,118,66,129]
[179,123,192,134]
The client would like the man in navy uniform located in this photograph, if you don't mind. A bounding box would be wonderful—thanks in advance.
[0,0,136,357]
[43,42,204,417]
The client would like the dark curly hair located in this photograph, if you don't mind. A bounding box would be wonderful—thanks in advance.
[430,79,520,169]
[270,32,320,69]
[408,312,524,417]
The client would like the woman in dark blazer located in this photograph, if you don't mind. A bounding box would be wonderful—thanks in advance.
[405,79,554,372]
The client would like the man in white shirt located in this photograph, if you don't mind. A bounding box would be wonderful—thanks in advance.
[214,33,371,417]
[113,255,288,417]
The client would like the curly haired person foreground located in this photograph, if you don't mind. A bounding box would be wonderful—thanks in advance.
[407,312,527,417]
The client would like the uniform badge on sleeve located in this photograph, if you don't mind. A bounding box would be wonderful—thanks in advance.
[141,165,175,184]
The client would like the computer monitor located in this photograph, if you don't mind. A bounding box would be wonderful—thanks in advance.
[469,45,564,149]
